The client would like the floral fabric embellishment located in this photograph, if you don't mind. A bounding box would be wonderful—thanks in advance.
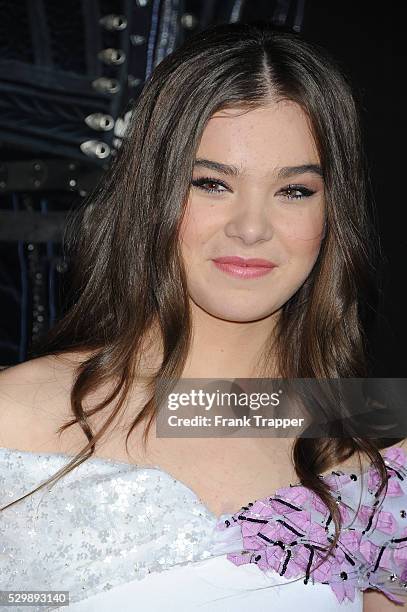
[215,446,407,604]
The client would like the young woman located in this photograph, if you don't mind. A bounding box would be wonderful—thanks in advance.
[0,20,405,612]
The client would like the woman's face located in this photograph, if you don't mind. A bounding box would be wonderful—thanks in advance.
[179,101,326,323]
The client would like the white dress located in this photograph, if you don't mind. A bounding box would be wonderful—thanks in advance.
[1,445,407,611]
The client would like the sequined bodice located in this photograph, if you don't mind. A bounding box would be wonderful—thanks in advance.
[1,445,407,610]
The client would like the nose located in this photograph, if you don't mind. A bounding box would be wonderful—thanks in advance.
[223,195,273,245]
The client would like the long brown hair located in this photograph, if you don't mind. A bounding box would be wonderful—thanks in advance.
[1,20,401,585]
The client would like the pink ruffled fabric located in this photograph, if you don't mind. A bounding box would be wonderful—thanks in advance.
[214,445,407,605]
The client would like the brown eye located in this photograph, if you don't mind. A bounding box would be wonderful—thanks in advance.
[280,185,315,200]
[191,177,229,194]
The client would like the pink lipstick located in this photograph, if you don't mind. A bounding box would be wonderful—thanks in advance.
[212,256,277,279]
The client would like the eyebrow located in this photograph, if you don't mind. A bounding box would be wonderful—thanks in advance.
[194,158,323,180]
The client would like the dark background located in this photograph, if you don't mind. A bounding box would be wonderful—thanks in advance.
[0,1,404,375]
[302,1,404,376]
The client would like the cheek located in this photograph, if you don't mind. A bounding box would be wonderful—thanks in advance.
[273,202,326,244]
[274,206,326,277]
[179,201,218,257]
[285,235,323,273]
[179,220,201,262]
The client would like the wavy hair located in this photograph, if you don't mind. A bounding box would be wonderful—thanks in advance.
[1,20,400,588]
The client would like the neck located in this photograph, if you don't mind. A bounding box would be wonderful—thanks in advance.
[181,300,280,379]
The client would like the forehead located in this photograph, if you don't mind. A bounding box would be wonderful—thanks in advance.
[197,101,319,176]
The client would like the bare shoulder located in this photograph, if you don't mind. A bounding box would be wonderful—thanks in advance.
[361,439,406,474]
[0,352,90,453]
[363,588,407,610]
[320,439,407,478]
[380,438,407,455]
[0,351,148,459]
[374,438,407,464]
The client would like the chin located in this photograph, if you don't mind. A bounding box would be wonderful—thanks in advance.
[194,299,276,323]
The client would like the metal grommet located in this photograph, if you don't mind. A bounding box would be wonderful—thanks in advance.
[127,75,142,88]
[80,140,111,160]
[99,14,128,31]
[112,137,123,149]
[56,258,69,273]
[0,163,7,190]
[85,113,115,131]
[114,110,133,138]
[31,161,45,188]
[181,13,198,29]
[92,77,120,94]
[130,34,146,46]
[98,48,126,65]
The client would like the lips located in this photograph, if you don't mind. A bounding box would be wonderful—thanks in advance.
[212,256,277,280]
[212,256,276,268]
